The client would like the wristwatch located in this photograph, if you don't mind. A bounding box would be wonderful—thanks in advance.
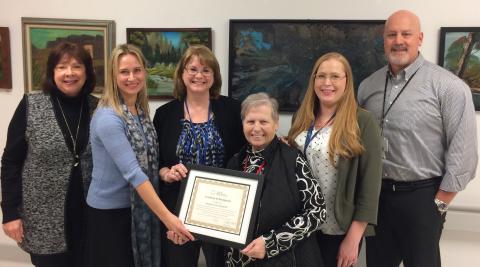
[434,198,448,215]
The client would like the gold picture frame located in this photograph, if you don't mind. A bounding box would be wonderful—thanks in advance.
[22,17,115,93]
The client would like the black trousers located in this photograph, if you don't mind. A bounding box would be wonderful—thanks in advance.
[30,253,69,267]
[84,205,134,267]
[162,237,225,267]
[317,232,362,267]
[366,183,445,267]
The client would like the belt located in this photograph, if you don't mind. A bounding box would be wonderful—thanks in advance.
[381,177,441,192]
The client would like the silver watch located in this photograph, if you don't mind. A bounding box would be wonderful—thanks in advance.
[434,198,448,215]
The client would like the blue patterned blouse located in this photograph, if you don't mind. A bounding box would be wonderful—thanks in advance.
[176,115,225,167]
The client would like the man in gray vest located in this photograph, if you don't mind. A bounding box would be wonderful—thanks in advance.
[357,9,477,267]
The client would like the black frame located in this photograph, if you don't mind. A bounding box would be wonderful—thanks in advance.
[175,164,264,249]
[126,28,212,99]
[228,19,386,112]
[438,27,480,110]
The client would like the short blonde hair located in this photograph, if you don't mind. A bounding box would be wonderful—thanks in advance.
[173,45,221,100]
[99,44,149,116]
[241,93,279,122]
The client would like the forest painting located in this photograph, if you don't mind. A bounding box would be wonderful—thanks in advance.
[22,18,115,93]
[127,28,212,99]
[229,20,386,112]
[439,27,480,110]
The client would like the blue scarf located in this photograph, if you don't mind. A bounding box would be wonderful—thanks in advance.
[122,102,161,267]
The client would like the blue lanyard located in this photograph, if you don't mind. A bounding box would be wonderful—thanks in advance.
[184,101,212,164]
[303,114,335,155]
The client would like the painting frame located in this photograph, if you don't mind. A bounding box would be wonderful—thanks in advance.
[438,27,480,110]
[0,27,12,89]
[22,17,116,93]
[126,28,212,99]
[228,19,386,112]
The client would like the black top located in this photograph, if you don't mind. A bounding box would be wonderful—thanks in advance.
[153,95,246,210]
[1,89,91,223]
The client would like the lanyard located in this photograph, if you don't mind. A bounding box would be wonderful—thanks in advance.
[184,101,212,164]
[380,69,419,132]
[304,114,335,155]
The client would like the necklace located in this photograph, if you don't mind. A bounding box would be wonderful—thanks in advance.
[56,97,84,167]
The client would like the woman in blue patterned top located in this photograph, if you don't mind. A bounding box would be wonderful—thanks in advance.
[153,45,245,267]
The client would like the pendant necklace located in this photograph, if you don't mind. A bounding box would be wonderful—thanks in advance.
[56,97,84,167]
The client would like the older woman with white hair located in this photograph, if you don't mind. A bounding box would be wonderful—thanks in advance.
[224,92,327,267]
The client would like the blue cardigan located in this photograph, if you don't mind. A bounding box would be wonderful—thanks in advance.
[87,107,149,209]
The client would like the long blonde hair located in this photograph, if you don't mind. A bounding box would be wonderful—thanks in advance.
[99,44,150,117]
[288,52,364,165]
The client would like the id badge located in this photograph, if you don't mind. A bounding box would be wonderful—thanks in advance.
[382,137,389,159]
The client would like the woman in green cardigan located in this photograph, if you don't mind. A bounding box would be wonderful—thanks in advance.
[288,52,382,267]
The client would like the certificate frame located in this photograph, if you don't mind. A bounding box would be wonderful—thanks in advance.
[176,164,264,249]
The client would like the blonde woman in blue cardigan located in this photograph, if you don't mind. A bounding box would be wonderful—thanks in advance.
[288,52,382,267]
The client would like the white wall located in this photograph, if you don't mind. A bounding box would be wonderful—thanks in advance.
[1,0,480,266]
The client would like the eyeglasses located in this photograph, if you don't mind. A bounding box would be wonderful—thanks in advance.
[314,74,346,83]
[184,66,213,77]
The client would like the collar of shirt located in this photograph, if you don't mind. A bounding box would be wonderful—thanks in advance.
[387,53,425,82]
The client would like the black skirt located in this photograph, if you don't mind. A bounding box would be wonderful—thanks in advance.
[85,205,134,267]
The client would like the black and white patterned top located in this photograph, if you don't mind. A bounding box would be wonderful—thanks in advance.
[226,147,326,266]
[295,126,344,235]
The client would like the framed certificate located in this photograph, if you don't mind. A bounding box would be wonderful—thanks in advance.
[175,164,264,248]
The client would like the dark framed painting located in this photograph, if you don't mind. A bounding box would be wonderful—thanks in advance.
[22,17,116,93]
[126,28,212,99]
[0,27,12,89]
[438,27,480,110]
[229,20,386,112]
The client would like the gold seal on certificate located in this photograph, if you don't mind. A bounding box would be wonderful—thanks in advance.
[176,164,264,248]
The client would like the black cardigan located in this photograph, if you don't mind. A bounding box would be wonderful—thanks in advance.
[152,95,246,210]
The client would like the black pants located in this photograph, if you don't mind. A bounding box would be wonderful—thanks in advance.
[160,184,225,267]
[317,232,362,267]
[85,205,134,267]
[366,184,445,267]
[30,253,68,267]
[162,238,225,267]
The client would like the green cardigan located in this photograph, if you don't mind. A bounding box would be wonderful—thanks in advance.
[334,108,382,236]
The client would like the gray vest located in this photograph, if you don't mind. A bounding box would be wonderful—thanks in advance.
[19,92,97,254]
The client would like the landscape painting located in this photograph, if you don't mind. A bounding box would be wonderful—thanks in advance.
[229,20,386,112]
[127,28,212,99]
[439,27,480,110]
[22,17,115,93]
